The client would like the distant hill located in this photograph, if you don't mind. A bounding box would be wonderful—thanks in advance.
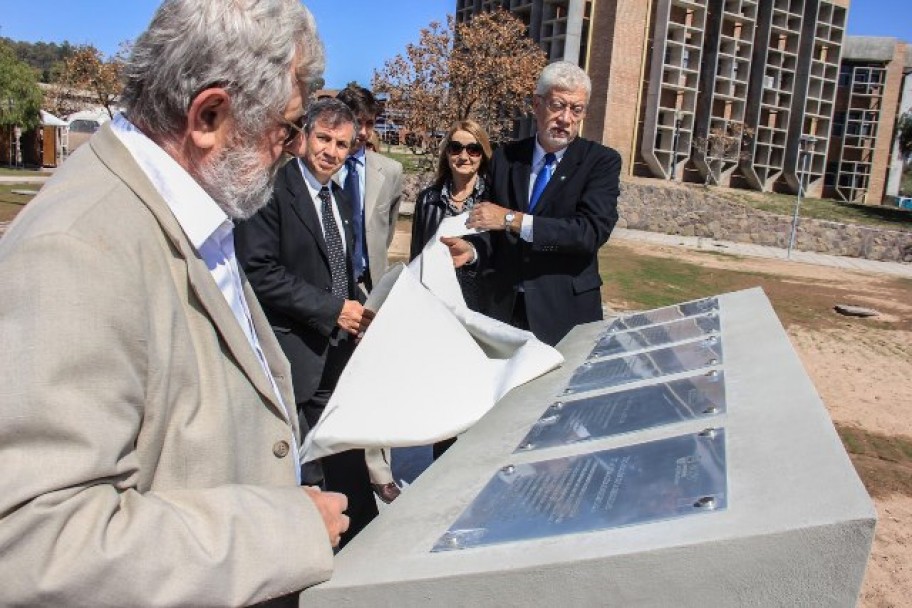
[1,37,75,83]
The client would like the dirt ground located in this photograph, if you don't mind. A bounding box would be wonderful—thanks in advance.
[603,238,911,608]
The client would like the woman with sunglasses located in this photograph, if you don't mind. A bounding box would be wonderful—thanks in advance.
[410,120,493,460]
[410,119,493,313]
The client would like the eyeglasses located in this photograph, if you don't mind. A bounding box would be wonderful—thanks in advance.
[542,97,587,119]
[446,140,484,157]
[279,115,306,147]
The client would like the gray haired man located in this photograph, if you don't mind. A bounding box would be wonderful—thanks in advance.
[0,1,348,606]
[446,61,621,347]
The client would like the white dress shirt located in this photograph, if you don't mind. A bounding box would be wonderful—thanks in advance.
[297,158,347,252]
[521,138,569,242]
[110,113,300,483]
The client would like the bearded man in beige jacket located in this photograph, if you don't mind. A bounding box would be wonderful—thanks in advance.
[0,1,349,606]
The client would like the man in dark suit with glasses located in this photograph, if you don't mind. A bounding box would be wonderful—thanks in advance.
[445,61,621,347]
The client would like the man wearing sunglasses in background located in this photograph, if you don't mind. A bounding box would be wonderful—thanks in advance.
[0,1,350,606]
[235,97,379,549]
[333,85,404,505]
[445,61,621,347]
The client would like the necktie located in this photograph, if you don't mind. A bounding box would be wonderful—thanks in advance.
[318,187,348,299]
[344,157,366,281]
[529,152,556,213]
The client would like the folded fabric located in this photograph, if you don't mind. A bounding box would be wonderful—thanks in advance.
[301,214,564,462]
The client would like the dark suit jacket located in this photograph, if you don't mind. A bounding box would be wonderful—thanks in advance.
[235,160,362,406]
[482,136,621,346]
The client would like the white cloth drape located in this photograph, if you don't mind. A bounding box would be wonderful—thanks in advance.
[301,214,564,462]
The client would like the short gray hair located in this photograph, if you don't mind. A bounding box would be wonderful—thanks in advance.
[304,97,357,145]
[121,0,324,139]
[535,61,591,100]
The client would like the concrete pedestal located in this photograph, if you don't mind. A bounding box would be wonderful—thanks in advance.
[300,288,875,607]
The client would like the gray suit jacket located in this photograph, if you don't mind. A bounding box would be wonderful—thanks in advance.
[335,149,403,285]
[0,124,333,607]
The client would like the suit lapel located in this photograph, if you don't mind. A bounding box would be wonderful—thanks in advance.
[363,150,384,233]
[332,181,356,252]
[532,137,584,215]
[511,139,535,212]
[89,124,291,422]
[285,160,330,263]
[289,162,355,283]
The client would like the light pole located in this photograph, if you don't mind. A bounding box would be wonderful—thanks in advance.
[7,98,13,168]
[787,135,819,259]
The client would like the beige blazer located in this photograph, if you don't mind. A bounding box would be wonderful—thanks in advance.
[335,150,402,486]
[0,125,333,607]
[336,149,403,284]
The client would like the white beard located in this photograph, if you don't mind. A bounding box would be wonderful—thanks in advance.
[197,139,280,220]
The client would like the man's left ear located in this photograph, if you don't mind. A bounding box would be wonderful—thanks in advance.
[187,88,232,150]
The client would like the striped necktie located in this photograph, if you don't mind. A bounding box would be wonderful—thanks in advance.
[318,186,348,298]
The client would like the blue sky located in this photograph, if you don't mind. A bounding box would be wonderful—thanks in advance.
[0,0,909,89]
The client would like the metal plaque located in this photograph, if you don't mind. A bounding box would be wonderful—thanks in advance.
[432,429,727,552]
[605,297,719,333]
[564,338,723,395]
[517,371,725,451]
[590,313,720,359]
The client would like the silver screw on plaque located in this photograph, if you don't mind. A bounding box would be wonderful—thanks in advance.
[709,358,719,366]
[699,428,717,439]
[706,369,719,378]
[519,442,533,451]
[501,464,516,475]
[444,533,461,549]
[706,335,718,345]
[564,387,575,395]
[582,361,593,368]
[550,401,564,411]
[694,496,717,510]
[703,406,719,415]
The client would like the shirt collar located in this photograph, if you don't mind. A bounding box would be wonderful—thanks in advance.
[532,137,569,170]
[296,158,333,201]
[110,113,230,251]
[349,146,367,165]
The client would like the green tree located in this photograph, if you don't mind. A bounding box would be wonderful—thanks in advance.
[0,41,43,129]
[897,111,912,161]
[310,76,326,94]
[2,37,75,83]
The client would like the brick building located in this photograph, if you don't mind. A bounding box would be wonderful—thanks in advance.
[825,37,912,204]
[456,0,912,203]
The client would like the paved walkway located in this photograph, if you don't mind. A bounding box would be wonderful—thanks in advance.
[390,224,912,279]
[4,173,910,279]
[0,175,50,184]
[610,227,912,279]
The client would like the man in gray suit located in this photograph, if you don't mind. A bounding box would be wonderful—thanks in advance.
[335,85,404,503]
[0,1,348,606]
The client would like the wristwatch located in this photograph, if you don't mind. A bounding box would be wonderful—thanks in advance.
[504,212,516,231]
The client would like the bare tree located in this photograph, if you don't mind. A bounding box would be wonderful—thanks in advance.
[373,9,546,158]
[373,19,452,159]
[50,43,127,118]
[449,10,547,143]
[694,122,753,187]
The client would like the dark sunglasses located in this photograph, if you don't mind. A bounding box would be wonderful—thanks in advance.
[446,140,484,157]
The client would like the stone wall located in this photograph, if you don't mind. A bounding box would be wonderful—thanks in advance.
[618,182,912,263]
[399,174,912,264]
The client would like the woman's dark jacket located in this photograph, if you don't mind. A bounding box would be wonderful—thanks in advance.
[409,179,490,260]
[410,178,490,312]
